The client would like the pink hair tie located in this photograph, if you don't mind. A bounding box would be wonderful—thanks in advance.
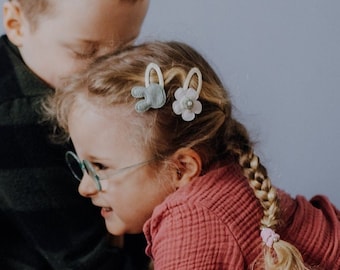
[261,228,280,248]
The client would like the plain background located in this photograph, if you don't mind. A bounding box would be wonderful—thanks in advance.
[1,0,339,207]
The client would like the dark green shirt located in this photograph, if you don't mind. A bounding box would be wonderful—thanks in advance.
[0,35,148,270]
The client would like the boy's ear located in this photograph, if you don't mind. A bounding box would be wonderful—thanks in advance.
[171,148,202,189]
[3,1,24,46]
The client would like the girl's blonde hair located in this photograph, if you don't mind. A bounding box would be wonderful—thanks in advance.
[43,41,309,269]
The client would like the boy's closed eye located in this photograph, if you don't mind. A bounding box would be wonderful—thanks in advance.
[64,41,99,60]
[72,47,98,59]
[73,50,96,59]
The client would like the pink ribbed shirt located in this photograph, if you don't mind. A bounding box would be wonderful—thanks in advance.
[143,162,340,269]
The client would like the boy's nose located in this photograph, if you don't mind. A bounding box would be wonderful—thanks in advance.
[78,174,98,197]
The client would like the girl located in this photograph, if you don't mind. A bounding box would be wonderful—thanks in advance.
[44,41,340,269]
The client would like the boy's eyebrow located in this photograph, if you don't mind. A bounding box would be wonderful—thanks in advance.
[75,39,99,46]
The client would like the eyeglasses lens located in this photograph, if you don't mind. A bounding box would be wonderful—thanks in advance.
[83,160,98,181]
[66,152,84,181]
[83,160,102,190]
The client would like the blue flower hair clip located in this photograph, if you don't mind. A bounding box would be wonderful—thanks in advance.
[172,67,203,121]
[131,63,166,113]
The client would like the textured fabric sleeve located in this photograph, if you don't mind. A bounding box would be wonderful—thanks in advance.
[280,193,340,268]
[305,195,340,268]
[146,202,245,270]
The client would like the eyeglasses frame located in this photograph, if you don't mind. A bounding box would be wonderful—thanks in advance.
[65,151,154,191]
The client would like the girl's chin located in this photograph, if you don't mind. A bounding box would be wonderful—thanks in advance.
[104,216,127,236]
[101,209,145,235]
[106,220,144,235]
[106,224,125,235]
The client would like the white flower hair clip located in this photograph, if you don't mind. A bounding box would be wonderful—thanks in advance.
[172,67,203,121]
[131,63,166,113]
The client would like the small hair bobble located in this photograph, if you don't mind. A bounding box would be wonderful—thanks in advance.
[261,228,280,248]
[172,67,203,121]
[131,63,166,113]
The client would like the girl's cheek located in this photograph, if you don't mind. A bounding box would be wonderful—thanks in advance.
[99,180,110,191]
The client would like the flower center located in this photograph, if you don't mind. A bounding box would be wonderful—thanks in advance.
[183,98,194,109]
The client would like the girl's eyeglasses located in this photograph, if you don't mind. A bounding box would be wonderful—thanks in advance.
[65,151,154,191]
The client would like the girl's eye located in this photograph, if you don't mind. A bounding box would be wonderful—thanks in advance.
[92,162,107,171]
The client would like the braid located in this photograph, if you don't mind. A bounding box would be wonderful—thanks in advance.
[239,152,280,229]
[227,119,309,269]
[225,118,280,228]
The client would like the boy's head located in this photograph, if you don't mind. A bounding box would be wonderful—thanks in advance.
[2,0,149,88]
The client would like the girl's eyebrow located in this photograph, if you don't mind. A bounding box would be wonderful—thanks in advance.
[86,154,112,163]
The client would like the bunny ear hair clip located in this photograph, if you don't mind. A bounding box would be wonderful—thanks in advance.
[131,63,166,113]
[172,67,203,121]
[131,63,203,122]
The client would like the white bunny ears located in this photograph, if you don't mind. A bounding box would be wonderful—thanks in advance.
[131,63,203,121]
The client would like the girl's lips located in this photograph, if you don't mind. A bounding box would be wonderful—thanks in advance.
[101,207,113,218]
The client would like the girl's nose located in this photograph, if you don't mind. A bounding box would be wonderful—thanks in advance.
[78,174,98,197]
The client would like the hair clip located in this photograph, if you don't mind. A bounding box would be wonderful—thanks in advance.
[172,67,203,121]
[131,63,166,113]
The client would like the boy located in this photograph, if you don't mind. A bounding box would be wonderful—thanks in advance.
[0,0,149,269]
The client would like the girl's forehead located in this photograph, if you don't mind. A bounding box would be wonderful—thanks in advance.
[69,104,149,163]
[73,98,121,121]
[70,93,152,148]
[72,98,141,136]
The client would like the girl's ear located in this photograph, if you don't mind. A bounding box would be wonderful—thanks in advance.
[3,1,24,46]
[171,148,202,189]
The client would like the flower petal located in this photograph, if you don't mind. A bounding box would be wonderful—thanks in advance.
[174,88,186,100]
[182,110,195,121]
[172,101,182,115]
[192,101,202,114]
[186,88,199,100]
